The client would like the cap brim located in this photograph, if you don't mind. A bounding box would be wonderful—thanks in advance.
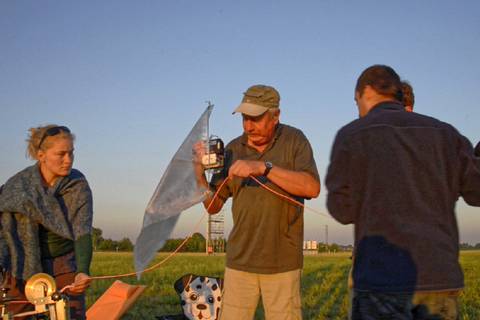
[232,103,269,117]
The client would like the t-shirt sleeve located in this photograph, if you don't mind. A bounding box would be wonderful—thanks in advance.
[293,130,320,181]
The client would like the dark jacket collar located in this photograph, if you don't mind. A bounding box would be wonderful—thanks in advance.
[368,101,404,115]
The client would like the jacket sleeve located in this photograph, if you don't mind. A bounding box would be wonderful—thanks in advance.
[459,135,480,206]
[74,234,92,275]
[66,176,93,274]
[326,133,355,224]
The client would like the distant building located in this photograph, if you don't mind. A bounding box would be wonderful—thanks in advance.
[303,240,318,250]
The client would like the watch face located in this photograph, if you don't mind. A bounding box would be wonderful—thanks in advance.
[263,161,273,177]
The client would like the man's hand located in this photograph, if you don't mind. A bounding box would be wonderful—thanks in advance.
[68,272,91,295]
[228,160,264,179]
[229,160,320,198]
[193,140,227,214]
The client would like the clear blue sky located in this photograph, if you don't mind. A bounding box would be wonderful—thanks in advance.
[1,1,479,245]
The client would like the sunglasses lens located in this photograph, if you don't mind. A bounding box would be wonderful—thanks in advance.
[46,126,70,136]
[38,126,71,148]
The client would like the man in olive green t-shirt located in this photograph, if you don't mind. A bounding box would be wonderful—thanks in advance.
[194,85,320,320]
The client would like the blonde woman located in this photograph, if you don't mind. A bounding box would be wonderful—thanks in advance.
[0,125,93,319]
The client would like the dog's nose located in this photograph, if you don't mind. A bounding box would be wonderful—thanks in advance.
[197,304,207,310]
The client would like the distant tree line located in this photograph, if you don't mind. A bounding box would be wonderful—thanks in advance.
[92,228,480,253]
[92,227,134,251]
[317,242,353,253]
[460,242,480,250]
[92,228,208,252]
[315,242,480,253]
[159,232,207,252]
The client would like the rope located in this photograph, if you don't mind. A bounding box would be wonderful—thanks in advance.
[87,177,231,281]
[61,173,329,291]
[2,300,30,304]
[248,175,331,219]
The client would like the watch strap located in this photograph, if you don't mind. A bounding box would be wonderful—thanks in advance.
[263,161,273,177]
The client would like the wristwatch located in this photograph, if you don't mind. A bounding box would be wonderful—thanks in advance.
[263,161,273,177]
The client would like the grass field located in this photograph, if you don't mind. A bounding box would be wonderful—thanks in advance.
[86,251,480,319]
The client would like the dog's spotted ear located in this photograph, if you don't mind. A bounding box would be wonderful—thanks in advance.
[174,274,196,294]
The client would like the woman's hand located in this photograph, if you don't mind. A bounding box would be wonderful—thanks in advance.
[68,272,91,295]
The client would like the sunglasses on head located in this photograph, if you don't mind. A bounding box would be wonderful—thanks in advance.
[38,126,71,149]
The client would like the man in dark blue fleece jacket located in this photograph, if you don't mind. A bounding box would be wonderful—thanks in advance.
[326,65,480,319]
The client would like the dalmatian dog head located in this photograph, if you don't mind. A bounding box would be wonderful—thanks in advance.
[174,274,223,320]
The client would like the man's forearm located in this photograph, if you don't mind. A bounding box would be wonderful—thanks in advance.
[227,159,320,198]
[192,141,226,214]
[266,166,320,198]
[194,163,225,214]
[202,185,225,214]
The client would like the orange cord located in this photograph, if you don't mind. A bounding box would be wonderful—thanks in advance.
[3,301,30,304]
[15,172,329,305]
[248,175,330,218]
[87,177,231,281]
[62,173,327,290]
